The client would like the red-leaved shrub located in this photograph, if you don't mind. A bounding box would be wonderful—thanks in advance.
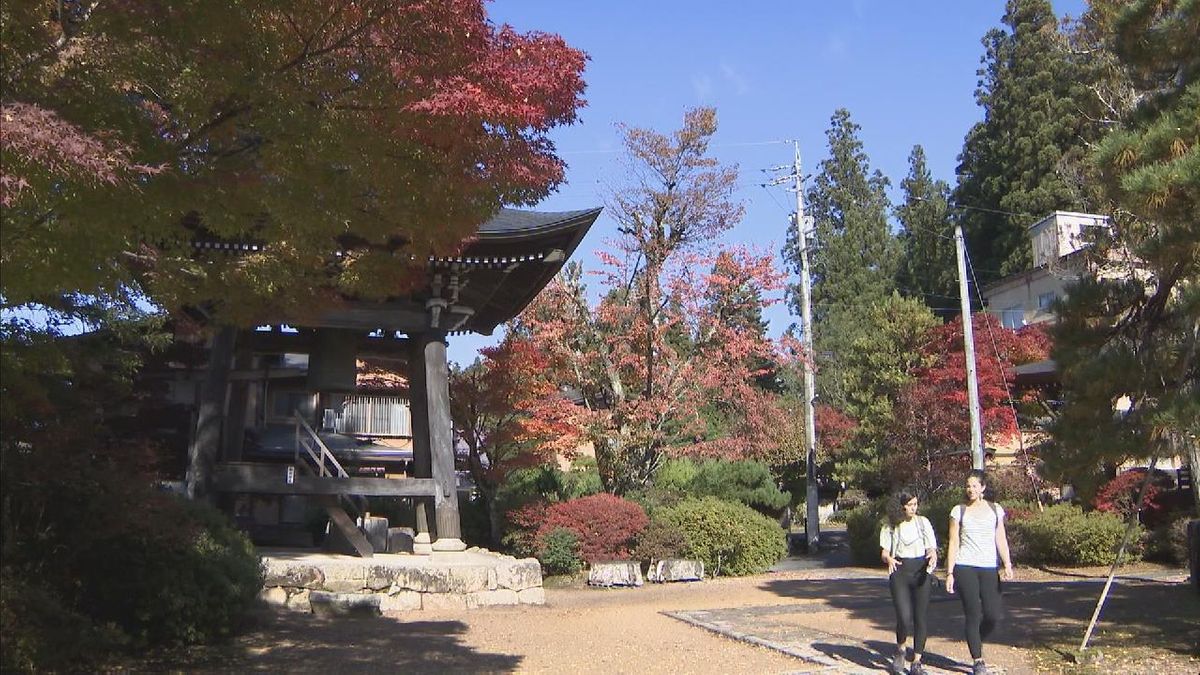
[536,494,649,563]
[1093,470,1169,526]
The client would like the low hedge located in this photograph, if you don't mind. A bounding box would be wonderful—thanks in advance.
[537,528,584,576]
[845,499,888,565]
[656,497,786,576]
[1007,503,1143,566]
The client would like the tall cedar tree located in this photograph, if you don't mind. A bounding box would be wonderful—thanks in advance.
[896,146,957,312]
[449,336,582,547]
[831,294,940,492]
[786,108,898,414]
[1049,0,1200,502]
[520,108,789,494]
[0,1,586,325]
[953,0,1091,284]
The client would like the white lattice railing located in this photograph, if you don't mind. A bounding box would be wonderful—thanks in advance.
[332,395,412,437]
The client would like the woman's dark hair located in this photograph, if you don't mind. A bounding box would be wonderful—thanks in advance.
[887,489,919,527]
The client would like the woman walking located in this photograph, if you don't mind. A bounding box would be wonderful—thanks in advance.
[945,469,1014,675]
[879,490,938,675]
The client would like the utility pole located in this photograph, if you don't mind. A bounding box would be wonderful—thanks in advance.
[954,225,985,469]
[791,141,820,551]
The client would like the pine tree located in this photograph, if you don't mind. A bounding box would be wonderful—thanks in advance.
[953,0,1092,284]
[784,108,898,410]
[896,145,957,313]
[1049,0,1200,501]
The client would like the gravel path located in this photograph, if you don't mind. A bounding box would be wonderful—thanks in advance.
[138,563,1197,674]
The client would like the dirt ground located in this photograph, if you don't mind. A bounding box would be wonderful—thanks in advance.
[134,563,1198,674]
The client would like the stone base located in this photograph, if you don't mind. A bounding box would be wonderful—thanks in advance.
[259,547,544,614]
[587,561,643,587]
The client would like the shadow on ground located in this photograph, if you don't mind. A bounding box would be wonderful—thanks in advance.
[133,612,522,673]
[810,639,970,674]
[762,574,1200,659]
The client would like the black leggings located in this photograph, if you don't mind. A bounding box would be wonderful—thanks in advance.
[889,557,932,653]
[953,564,1003,660]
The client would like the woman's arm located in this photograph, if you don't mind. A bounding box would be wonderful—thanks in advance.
[922,517,938,569]
[996,511,1014,581]
[880,527,898,574]
[945,515,960,592]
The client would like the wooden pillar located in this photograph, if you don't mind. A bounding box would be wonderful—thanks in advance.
[408,337,435,552]
[223,338,254,462]
[185,325,237,502]
[413,331,465,551]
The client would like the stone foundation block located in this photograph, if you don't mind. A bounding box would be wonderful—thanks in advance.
[309,591,382,618]
[264,563,324,589]
[286,588,311,612]
[380,591,422,613]
[588,561,643,587]
[517,587,546,605]
[420,593,468,611]
[322,565,368,593]
[495,559,542,591]
[468,589,519,607]
[259,586,288,606]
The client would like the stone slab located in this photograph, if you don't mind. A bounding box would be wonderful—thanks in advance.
[588,561,643,587]
[259,547,543,613]
[309,591,382,618]
[648,559,704,583]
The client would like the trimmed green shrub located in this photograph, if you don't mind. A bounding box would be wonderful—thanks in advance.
[537,528,584,576]
[655,457,700,492]
[845,499,888,565]
[1008,503,1143,566]
[561,457,604,500]
[657,497,786,576]
[79,497,264,646]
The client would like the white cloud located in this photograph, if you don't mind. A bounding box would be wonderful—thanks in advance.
[691,73,714,101]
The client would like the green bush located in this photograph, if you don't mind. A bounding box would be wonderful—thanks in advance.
[657,497,786,576]
[537,528,584,576]
[845,499,888,565]
[79,497,265,646]
[921,489,965,558]
[1008,503,1143,566]
[560,458,604,500]
[632,518,689,564]
[1145,516,1190,564]
[0,573,124,673]
[653,458,790,514]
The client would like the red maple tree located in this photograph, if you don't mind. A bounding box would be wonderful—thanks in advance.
[887,313,1051,492]
[1,1,587,322]
[518,108,791,493]
[450,335,582,546]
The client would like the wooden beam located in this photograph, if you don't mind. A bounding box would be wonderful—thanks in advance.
[242,330,411,357]
[212,462,438,497]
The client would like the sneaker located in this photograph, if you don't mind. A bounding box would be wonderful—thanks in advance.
[973,661,989,675]
[891,651,906,674]
[909,663,926,675]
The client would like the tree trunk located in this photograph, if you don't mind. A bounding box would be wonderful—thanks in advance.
[1183,433,1200,511]
[486,491,503,550]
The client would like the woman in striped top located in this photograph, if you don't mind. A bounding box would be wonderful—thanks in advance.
[945,469,1014,675]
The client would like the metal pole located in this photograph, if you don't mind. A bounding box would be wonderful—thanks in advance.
[954,225,984,469]
[794,141,821,551]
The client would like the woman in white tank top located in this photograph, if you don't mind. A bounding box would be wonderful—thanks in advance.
[945,470,1014,675]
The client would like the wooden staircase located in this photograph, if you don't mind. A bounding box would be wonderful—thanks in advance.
[294,414,373,558]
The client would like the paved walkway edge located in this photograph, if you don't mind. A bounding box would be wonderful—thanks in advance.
[662,610,843,669]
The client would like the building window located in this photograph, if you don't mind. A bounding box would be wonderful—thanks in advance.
[1038,292,1057,310]
[1000,306,1024,330]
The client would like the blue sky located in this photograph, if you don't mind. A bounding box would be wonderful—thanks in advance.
[448,0,1088,365]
